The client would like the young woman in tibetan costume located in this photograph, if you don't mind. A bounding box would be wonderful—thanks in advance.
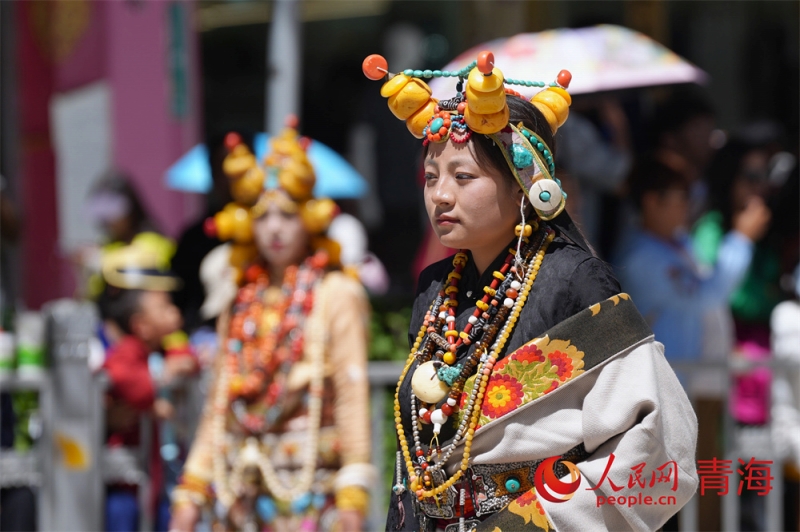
[169,124,375,532]
[362,52,699,532]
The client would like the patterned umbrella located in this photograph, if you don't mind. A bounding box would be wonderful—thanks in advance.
[429,24,708,98]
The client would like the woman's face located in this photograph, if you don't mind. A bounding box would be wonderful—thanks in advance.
[423,140,523,253]
[253,193,310,271]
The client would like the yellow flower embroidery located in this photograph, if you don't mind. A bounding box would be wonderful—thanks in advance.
[507,488,551,531]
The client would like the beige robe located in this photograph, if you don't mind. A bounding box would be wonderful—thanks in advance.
[181,271,375,503]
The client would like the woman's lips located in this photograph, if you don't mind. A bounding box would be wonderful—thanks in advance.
[436,215,459,226]
[270,241,285,251]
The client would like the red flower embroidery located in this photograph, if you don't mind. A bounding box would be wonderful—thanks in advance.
[516,489,537,507]
[482,374,524,418]
[459,391,468,410]
[543,380,559,394]
[548,351,574,381]
[516,344,545,365]
[493,354,511,372]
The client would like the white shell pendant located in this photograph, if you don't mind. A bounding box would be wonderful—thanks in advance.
[410,360,450,404]
[530,178,564,219]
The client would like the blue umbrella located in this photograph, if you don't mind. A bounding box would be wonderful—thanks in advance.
[165,144,211,194]
[165,134,368,199]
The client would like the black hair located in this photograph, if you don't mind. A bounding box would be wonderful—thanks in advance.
[422,95,556,189]
[628,155,690,211]
[471,95,556,184]
[706,131,777,230]
[97,285,144,335]
[90,171,154,236]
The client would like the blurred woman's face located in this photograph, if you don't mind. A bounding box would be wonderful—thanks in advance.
[423,141,522,254]
[732,149,770,211]
[253,192,310,272]
[104,216,135,243]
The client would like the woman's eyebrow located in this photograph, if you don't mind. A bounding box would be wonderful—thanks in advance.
[446,158,474,172]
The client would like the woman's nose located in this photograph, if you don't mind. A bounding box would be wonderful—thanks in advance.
[431,177,455,206]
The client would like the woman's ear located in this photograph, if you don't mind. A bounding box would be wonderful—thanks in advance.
[513,186,527,208]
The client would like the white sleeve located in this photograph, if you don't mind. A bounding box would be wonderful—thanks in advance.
[539,340,699,531]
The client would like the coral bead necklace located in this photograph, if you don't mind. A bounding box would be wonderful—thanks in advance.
[394,223,555,502]
[213,251,330,506]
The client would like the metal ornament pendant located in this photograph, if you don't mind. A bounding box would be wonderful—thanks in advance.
[417,467,458,519]
[411,360,450,404]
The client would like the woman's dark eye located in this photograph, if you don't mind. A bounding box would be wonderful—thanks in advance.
[424,172,438,181]
[455,173,474,180]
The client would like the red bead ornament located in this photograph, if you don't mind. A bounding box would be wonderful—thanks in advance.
[477,51,495,75]
[203,217,218,238]
[224,132,242,151]
[362,54,389,80]
[557,69,572,89]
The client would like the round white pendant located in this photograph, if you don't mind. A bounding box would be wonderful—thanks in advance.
[411,360,450,404]
[530,178,564,219]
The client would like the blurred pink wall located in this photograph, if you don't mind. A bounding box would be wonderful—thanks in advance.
[18,0,202,308]
[106,0,202,238]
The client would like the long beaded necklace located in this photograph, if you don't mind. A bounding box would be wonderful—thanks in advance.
[393,223,555,503]
[213,252,330,507]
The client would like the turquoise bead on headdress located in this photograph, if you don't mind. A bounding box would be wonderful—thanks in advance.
[511,144,534,169]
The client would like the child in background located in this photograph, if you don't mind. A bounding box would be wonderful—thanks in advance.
[615,155,772,530]
[616,155,770,376]
[98,245,197,532]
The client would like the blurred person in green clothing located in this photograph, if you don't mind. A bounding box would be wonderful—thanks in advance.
[692,133,786,431]
[693,135,783,340]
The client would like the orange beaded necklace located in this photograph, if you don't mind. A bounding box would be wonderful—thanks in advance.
[394,224,555,503]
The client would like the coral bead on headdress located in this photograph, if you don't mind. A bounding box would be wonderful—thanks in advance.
[362,51,573,220]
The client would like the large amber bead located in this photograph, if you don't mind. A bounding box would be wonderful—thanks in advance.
[406,99,438,139]
[532,89,570,128]
[467,67,504,92]
[464,104,510,135]
[380,73,410,98]
[387,79,433,120]
[465,84,506,114]
[231,166,265,206]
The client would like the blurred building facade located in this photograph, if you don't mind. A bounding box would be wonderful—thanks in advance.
[1,0,202,309]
